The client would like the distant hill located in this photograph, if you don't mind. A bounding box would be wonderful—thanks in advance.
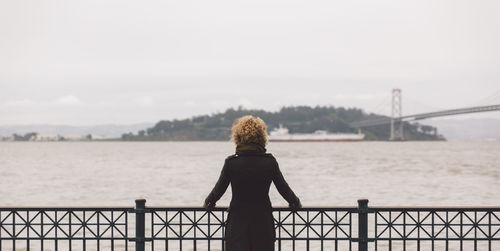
[425,118,500,140]
[0,123,154,138]
[122,106,442,141]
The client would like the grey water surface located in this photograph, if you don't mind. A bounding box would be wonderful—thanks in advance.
[1,141,498,208]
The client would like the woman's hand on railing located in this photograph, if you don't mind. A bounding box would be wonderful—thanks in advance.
[289,199,302,210]
[203,198,216,210]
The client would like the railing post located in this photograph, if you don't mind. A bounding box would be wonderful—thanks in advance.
[358,199,369,251]
[135,199,146,251]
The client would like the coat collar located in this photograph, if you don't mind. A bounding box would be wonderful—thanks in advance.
[235,143,266,155]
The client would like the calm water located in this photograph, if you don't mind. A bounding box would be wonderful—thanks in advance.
[1,141,499,207]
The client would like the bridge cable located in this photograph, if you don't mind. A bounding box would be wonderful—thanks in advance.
[369,93,392,117]
[404,95,446,115]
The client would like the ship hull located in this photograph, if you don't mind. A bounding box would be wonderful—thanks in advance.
[268,126,365,142]
[269,139,364,142]
[268,134,365,142]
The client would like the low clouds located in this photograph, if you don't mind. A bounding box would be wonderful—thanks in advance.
[2,95,82,107]
[208,98,255,110]
[53,95,82,105]
[182,101,197,107]
[237,98,254,109]
[209,100,230,110]
[333,93,383,101]
[3,95,156,109]
[134,96,154,107]
[1,0,499,125]
[4,99,35,107]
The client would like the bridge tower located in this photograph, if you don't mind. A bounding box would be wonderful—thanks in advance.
[390,88,404,141]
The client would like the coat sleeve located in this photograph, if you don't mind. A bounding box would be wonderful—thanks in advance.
[204,159,231,208]
[271,158,301,208]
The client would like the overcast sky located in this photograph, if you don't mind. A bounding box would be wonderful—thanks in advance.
[1,0,499,125]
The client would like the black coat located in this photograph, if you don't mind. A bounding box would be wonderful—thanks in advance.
[204,151,301,251]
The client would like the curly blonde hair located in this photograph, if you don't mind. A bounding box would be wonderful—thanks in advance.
[231,115,268,146]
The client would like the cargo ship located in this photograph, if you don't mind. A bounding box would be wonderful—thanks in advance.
[268,125,365,142]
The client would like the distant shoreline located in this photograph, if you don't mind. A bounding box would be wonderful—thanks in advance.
[0,138,461,143]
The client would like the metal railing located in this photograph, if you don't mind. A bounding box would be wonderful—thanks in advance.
[1,199,499,251]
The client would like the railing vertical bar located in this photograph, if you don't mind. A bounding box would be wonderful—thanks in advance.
[431,211,434,251]
[69,211,72,251]
[357,199,368,251]
[111,211,114,251]
[320,210,323,251]
[207,211,210,251]
[42,210,44,251]
[278,211,281,251]
[150,209,154,251]
[349,211,352,251]
[179,210,182,251]
[474,210,477,251]
[221,211,225,251]
[135,199,146,251]
[335,210,338,251]
[165,211,169,251]
[0,211,2,251]
[97,210,99,251]
[293,211,295,251]
[55,211,58,251]
[26,211,29,251]
[389,211,392,251]
[83,211,86,251]
[12,210,15,251]
[445,211,451,251]
[488,211,491,251]
[403,211,406,251]
[460,211,463,251]
[375,211,378,251]
[417,211,420,251]
[307,210,310,251]
[125,210,129,251]
[193,211,196,251]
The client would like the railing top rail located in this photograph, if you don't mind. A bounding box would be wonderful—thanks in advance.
[0,207,133,211]
[147,206,358,211]
[1,206,499,211]
[371,206,500,211]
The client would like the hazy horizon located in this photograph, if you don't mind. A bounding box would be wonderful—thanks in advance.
[1,105,500,127]
[2,115,500,140]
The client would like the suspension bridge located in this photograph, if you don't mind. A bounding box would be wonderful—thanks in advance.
[350,89,500,140]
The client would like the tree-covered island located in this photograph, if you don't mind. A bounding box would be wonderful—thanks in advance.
[122,106,443,141]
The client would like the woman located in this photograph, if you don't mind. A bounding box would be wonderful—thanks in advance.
[204,115,301,251]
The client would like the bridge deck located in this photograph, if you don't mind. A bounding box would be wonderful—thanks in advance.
[350,104,500,128]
